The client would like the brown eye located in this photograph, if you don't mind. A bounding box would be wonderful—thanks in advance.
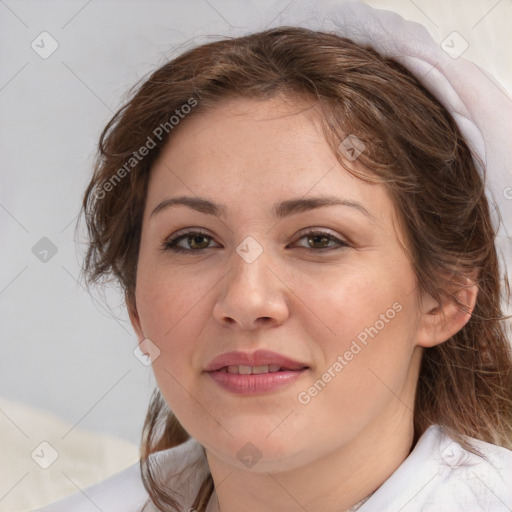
[187,234,211,250]
[161,230,218,253]
[294,228,350,251]
[306,233,332,249]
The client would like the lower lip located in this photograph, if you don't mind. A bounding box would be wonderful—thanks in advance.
[206,369,307,395]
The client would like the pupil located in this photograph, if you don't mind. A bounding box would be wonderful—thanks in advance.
[191,235,208,249]
[309,235,328,248]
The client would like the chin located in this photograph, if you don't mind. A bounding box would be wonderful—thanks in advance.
[202,429,308,469]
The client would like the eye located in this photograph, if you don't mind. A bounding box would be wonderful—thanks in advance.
[161,227,350,254]
[160,229,218,254]
[292,228,350,251]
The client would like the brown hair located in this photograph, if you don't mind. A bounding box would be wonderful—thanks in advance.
[78,27,512,512]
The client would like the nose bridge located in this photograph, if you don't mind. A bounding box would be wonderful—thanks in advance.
[231,239,268,293]
[213,235,289,329]
[226,236,273,302]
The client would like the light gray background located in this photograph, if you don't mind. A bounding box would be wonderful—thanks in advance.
[1,0,511,507]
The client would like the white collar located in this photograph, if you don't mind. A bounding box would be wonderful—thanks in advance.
[38,424,511,511]
[147,425,511,512]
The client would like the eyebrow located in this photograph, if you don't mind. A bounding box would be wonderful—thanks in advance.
[150,195,375,221]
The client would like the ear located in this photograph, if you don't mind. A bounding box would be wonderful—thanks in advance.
[416,273,478,348]
[127,294,145,343]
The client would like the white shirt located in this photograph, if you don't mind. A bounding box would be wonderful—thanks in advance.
[33,425,512,512]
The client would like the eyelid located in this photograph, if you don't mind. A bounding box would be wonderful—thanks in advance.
[161,226,350,253]
[167,227,213,240]
[291,227,350,249]
[160,227,216,253]
[294,226,347,241]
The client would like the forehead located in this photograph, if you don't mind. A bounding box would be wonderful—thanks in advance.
[163,95,328,165]
[145,96,393,224]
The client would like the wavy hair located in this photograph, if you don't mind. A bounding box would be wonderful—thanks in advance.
[78,27,512,511]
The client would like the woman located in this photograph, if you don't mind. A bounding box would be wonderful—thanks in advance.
[35,1,512,511]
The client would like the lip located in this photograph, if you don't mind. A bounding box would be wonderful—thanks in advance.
[204,349,309,372]
[204,349,309,395]
[207,369,307,395]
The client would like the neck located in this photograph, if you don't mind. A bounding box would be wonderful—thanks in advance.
[205,410,415,512]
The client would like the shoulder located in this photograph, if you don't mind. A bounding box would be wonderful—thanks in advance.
[360,425,512,512]
[31,461,148,512]
[32,437,206,512]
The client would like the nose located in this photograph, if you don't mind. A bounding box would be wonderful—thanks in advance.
[212,248,290,331]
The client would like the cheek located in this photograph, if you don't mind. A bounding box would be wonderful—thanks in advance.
[134,269,199,371]
[136,257,202,335]
[297,259,420,415]
[298,261,413,350]
[136,276,204,416]
[300,266,419,399]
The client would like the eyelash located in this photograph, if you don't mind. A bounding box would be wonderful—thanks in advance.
[160,227,350,254]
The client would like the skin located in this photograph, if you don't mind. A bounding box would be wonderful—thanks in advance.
[129,95,477,512]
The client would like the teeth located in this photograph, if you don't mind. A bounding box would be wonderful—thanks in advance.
[225,364,283,374]
[253,365,270,374]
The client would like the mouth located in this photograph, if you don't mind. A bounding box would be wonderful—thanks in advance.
[206,366,309,394]
[204,350,310,395]
[215,364,308,374]
[204,349,309,373]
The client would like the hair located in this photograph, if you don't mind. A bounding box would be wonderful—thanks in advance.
[78,26,512,512]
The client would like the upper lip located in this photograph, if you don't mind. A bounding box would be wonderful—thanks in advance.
[204,349,309,372]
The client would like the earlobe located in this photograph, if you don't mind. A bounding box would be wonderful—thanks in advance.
[416,277,478,348]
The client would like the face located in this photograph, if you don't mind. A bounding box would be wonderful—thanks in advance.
[129,96,432,471]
